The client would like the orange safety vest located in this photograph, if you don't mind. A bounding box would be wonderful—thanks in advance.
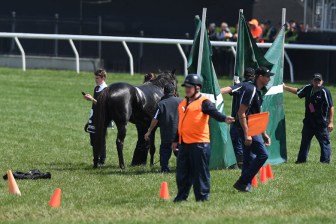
[177,95,210,144]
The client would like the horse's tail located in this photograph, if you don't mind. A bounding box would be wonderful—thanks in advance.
[94,88,110,166]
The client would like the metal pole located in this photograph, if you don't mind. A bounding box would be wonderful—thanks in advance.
[284,51,294,83]
[10,11,16,53]
[282,8,294,83]
[177,43,188,76]
[122,41,134,75]
[14,37,26,71]
[54,13,59,57]
[138,30,144,73]
[69,39,80,74]
[98,16,102,59]
[304,0,308,29]
[196,8,207,76]
[79,0,83,55]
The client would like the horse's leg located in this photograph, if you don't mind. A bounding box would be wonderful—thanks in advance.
[131,124,149,166]
[116,122,127,169]
[149,128,156,166]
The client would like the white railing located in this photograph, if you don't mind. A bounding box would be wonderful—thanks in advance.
[1,32,336,82]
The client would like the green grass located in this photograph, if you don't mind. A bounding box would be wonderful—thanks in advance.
[0,68,336,224]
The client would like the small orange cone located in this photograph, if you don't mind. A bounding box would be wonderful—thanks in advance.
[159,181,169,200]
[7,170,21,196]
[251,175,258,187]
[259,166,267,183]
[49,188,62,208]
[266,163,274,179]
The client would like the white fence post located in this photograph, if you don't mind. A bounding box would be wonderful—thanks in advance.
[284,51,294,83]
[122,41,134,75]
[176,43,188,76]
[69,39,80,74]
[14,37,26,71]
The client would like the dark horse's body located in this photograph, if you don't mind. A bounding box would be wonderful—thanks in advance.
[94,71,177,169]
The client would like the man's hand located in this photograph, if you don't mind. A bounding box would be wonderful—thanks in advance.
[244,136,252,146]
[225,116,235,124]
[328,122,334,132]
[144,131,151,141]
[262,133,271,147]
[171,142,178,152]
[84,94,94,101]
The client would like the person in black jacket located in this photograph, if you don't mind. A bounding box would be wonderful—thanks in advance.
[83,69,108,165]
[144,83,183,172]
[284,73,334,163]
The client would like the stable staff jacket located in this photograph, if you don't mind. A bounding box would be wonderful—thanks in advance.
[177,95,227,144]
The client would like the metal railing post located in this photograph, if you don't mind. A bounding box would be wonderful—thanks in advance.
[69,39,80,74]
[14,37,26,71]
[176,43,188,76]
[122,41,134,75]
[284,50,294,83]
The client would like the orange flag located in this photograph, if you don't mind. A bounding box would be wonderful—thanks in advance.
[247,112,270,136]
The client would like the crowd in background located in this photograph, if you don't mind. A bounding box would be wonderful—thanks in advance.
[208,18,304,75]
[207,18,304,43]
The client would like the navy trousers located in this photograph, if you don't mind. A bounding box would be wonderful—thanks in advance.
[297,123,331,163]
[175,143,211,201]
[239,134,269,185]
[230,122,244,165]
[160,142,173,172]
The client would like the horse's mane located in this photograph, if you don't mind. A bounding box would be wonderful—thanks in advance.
[150,70,177,88]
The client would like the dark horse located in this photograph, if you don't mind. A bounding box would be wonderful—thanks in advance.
[94,70,177,169]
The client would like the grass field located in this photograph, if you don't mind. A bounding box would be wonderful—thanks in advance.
[0,68,336,224]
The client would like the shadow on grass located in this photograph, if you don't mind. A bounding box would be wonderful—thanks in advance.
[38,161,176,176]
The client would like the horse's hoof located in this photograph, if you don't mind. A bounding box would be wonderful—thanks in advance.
[93,163,98,169]
[119,164,125,169]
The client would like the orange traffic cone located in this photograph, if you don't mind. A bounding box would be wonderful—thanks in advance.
[266,163,274,179]
[259,166,267,183]
[251,175,258,187]
[49,188,62,208]
[159,181,169,200]
[7,170,21,196]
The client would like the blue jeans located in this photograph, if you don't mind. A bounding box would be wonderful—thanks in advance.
[239,134,269,185]
[175,143,211,201]
[297,123,331,163]
[160,142,172,171]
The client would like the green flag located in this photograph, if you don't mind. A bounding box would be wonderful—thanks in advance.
[234,12,272,82]
[188,16,237,169]
[262,26,287,164]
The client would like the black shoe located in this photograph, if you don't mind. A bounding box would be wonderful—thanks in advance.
[233,180,252,193]
[98,159,105,165]
[161,167,170,173]
[295,160,306,164]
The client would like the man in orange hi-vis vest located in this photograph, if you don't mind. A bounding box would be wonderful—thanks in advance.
[172,74,235,202]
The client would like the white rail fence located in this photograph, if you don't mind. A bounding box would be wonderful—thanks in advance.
[1,32,336,82]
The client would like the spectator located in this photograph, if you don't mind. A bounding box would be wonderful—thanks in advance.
[217,22,233,41]
[261,20,277,42]
[285,20,299,43]
[249,19,263,40]
[208,23,217,41]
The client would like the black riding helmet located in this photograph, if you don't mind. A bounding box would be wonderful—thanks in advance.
[182,74,203,88]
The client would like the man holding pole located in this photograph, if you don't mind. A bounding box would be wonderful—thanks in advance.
[221,67,256,168]
[284,73,334,164]
[233,67,272,192]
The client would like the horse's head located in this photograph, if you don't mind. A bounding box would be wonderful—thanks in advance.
[153,69,178,94]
